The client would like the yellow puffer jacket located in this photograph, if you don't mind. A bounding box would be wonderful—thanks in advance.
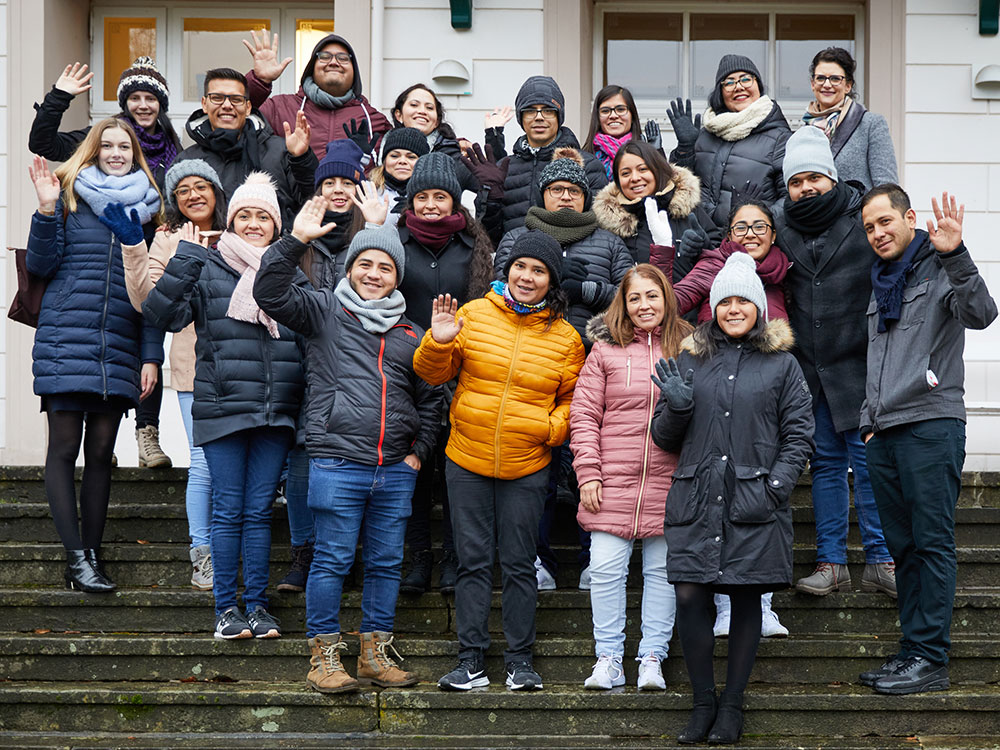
[414,289,585,480]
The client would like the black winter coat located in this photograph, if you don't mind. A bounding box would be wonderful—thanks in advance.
[772,186,873,432]
[253,235,442,465]
[651,319,814,587]
[142,240,305,446]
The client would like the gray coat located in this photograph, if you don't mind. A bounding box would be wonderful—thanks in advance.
[830,105,898,191]
[860,234,997,436]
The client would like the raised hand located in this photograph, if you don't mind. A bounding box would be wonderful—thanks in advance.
[579,480,603,514]
[460,143,507,199]
[484,106,514,130]
[351,181,389,226]
[291,196,338,245]
[242,29,292,84]
[29,156,61,213]
[644,120,662,150]
[177,221,209,247]
[283,110,311,158]
[927,192,964,254]
[430,293,464,344]
[55,62,94,96]
[730,179,763,203]
[666,98,702,149]
[650,357,695,410]
[676,216,709,260]
[99,203,145,246]
[644,196,673,247]
[343,119,379,156]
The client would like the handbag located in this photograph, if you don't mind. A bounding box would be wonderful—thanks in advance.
[7,247,47,328]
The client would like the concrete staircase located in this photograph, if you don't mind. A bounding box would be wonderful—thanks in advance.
[1,466,999,749]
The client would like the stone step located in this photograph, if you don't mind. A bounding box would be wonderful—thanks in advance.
[1,681,999,737]
[3,632,999,686]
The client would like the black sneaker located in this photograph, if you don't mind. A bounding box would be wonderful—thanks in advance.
[438,654,489,691]
[873,656,949,695]
[505,660,543,691]
[246,606,281,639]
[859,655,905,687]
[214,608,252,640]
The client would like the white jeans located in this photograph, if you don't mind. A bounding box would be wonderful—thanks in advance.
[588,531,676,661]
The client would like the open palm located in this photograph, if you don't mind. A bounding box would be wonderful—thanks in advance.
[430,294,464,344]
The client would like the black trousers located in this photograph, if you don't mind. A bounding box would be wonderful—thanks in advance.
[135,365,163,429]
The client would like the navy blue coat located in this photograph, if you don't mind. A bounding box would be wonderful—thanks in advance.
[28,200,164,406]
[142,239,305,446]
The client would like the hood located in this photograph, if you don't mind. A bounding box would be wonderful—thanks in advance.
[302,33,362,100]
[593,165,701,239]
[681,317,795,356]
[185,109,273,144]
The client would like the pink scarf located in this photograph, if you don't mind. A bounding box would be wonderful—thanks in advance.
[592,132,632,180]
[216,231,280,339]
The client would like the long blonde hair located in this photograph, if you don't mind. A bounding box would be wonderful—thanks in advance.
[54,118,163,221]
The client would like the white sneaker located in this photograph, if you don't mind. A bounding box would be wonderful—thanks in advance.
[761,605,789,638]
[636,652,666,690]
[535,556,556,591]
[578,565,591,590]
[713,609,730,638]
[583,654,625,690]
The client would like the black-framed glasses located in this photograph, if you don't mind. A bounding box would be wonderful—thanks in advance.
[525,107,559,121]
[545,184,583,198]
[812,74,847,86]
[599,104,629,117]
[730,221,773,237]
[205,93,247,106]
[721,75,755,90]
[316,51,351,65]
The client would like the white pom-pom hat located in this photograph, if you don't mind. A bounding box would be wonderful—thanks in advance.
[226,172,282,232]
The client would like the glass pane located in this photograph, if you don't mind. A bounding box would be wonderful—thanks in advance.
[776,15,856,100]
[295,19,336,84]
[689,14,768,104]
[183,18,271,101]
[104,17,157,102]
[604,13,682,99]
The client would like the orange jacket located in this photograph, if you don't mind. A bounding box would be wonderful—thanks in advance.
[414,290,585,479]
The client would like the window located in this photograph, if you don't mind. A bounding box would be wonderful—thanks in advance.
[295,19,336,83]
[776,14,856,100]
[690,13,768,101]
[604,13,682,99]
[103,17,157,102]
[181,18,273,101]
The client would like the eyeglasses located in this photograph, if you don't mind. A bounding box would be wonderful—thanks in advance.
[205,93,247,107]
[721,75,755,90]
[545,185,583,198]
[316,51,351,65]
[812,74,847,86]
[598,104,629,117]
[173,182,213,199]
[730,221,773,237]
[524,107,559,121]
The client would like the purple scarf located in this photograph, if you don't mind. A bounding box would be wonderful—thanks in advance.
[122,113,178,172]
[592,132,632,180]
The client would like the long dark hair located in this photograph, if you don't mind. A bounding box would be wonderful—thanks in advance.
[689,313,767,360]
[542,287,570,331]
[165,184,227,232]
[583,85,642,153]
[611,140,674,195]
[391,83,457,141]
[708,68,767,113]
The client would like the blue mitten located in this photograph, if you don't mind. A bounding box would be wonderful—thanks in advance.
[99,203,144,245]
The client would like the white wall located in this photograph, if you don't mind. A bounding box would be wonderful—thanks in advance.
[0,0,8,453]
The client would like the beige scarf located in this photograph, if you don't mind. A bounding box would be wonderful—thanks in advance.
[702,95,775,142]
[216,230,281,339]
[803,97,853,139]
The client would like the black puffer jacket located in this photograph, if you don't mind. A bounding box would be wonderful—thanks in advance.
[651,319,814,587]
[671,100,790,233]
[142,239,305,446]
[253,235,442,465]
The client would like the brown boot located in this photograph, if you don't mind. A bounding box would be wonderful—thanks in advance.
[306,634,359,694]
[356,631,419,687]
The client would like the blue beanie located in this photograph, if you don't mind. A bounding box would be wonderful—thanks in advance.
[315,140,365,189]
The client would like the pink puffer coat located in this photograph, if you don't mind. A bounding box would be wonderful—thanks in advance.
[571,315,679,539]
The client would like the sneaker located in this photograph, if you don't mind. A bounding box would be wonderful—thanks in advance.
[214,607,252,640]
[761,598,789,638]
[189,545,213,591]
[861,562,897,598]
[637,652,666,691]
[438,654,489,691]
[273,480,287,506]
[584,654,625,690]
[859,655,906,687]
[873,656,949,695]
[713,603,731,638]
[136,425,172,468]
[505,660,543,691]
[246,605,281,639]
[795,562,851,595]
[535,556,556,591]
[578,565,592,591]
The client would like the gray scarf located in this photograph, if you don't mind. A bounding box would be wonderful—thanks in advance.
[333,277,406,334]
[302,77,356,110]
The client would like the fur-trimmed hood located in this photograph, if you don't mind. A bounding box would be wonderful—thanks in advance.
[681,317,795,356]
[593,165,701,239]
[585,313,614,345]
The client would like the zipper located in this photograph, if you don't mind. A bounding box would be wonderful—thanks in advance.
[100,236,113,399]
[626,356,632,388]
[262,325,273,424]
[376,336,387,466]
[494,317,525,476]
[632,332,655,537]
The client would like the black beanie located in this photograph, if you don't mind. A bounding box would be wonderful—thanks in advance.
[381,127,430,160]
[515,75,565,127]
[502,231,563,287]
[715,54,762,84]
[406,152,462,204]
[537,147,592,210]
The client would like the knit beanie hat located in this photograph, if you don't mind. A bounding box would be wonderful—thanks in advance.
[381,127,431,160]
[315,140,366,190]
[715,54,763,85]
[164,159,223,210]
[782,126,838,187]
[537,148,592,209]
[515,75,566,127]
[406,152,463,204]
[709,251,767,321]
[344,225,407,282]
[117,56,170,112]
[502,231,563,288]
[227,172,282,232]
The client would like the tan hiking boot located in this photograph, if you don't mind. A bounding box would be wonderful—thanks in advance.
[307,634,359,694]
[356,631,419,687]
[136,426,172,468]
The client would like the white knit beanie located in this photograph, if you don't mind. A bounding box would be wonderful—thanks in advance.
[226,172,282,232]
[710,251,768,321]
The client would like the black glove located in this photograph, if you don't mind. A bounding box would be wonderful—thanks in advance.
[460,143,508,200]
[561,256,591,305]
[651,357,695,411]
[342,118,379,155]
[666,98,702,150]
[644,120,662,151]
[99,203,144,246]
[730,179,764,203]
[676,217,710,261]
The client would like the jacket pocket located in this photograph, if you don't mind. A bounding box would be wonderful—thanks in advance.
[728,465,775,524]
[665,466,703,526]
[898,281,929,329]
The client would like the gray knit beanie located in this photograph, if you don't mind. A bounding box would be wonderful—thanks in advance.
[537,148,592,210]
[709,251,767,321]
[406,152,462,204]
[515,75,566,127]
[782,126,838,187]
[164,159,223,210]
[345,226,407,282]
[715,54,763,85]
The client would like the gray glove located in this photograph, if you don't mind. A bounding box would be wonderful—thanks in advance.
[651,357,694,411]
[644,120,662,151]
[666,98,702,149]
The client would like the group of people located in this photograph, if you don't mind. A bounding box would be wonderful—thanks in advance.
[23,29,997,747]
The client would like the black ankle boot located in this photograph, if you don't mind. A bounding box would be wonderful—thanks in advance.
[707,690,744,745]
[65,550,115,593]
[438,550,458,594]
[677,688,717,744]
[399,550,433,595]
[84,548,114,585]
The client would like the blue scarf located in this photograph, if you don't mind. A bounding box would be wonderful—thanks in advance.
[492,280,547,315]
[74,165,161,224]
[871,230,927,333]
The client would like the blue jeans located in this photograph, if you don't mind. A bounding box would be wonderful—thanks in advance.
[305,457,417,637]
[177,391,212,548]
[811,392,891,564]
[202,427,293,616]
[284,447,315,546]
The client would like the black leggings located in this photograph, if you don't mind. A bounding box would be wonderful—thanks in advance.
[674,583,763,696]
[135,366,162,428]
[44,410,123,550]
